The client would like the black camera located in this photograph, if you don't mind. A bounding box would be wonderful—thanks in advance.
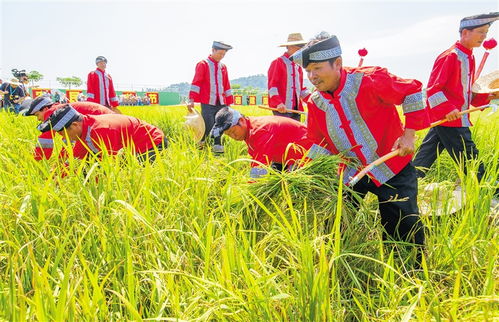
[11,69,27,78]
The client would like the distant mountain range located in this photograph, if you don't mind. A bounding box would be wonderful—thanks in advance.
[161,74,313,97]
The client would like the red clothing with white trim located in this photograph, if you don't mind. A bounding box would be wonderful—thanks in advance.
[189,56,233,106]
[34,102,114,160]
[86,68,119,107]
[244,116,312,169]
[307,66,430,186]
[267,52,310,111]
[425,41,490,127]
[71,114,164,160]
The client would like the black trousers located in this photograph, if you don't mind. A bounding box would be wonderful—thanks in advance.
[136,137,169,163]
[201,103,226,145]
[413,126,485,180]
[349,162,425,246]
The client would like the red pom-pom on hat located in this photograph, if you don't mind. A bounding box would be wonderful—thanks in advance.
[483,38,497,50]
[358,48,368,57]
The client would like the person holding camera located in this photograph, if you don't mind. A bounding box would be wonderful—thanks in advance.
[0,78,26,113]
[11,69,30,98]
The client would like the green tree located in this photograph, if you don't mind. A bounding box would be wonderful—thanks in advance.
[231,84,242,95]
[56,76,82,90]
[27,71,44,86]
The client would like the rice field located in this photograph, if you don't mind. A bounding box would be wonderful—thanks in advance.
[0,104,497,320]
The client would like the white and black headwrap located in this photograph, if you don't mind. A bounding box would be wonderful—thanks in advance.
[210,107,242,138]
[290,35,342,68]
[26,94,54,116]
[38,105,82,132]
[212,41,233,51]
[460,12,499,31]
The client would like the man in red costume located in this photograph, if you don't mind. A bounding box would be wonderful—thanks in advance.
[291,33,430,254]
[24,95,115,160]
[187,41,233,153]
[211,107,312,178]
[86,56,121,113]
[267,33,310,121]
[413,12,499,182]
[38,105,167,163]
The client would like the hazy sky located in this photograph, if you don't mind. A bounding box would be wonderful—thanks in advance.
[1,0,498,91]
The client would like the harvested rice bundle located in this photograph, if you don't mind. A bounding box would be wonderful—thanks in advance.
[244,156,358,231]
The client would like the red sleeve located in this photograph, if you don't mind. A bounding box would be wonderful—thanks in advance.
[86,72,97,103]
[372,68,430,130]
[306,101,330,150]
[34,130,55,160]
[426,54,461,121]
[471,92,490,107]
[108,75,119,107]
[223,67,233,105]
[189,62,205,102]
[267,59,285,107]
[248,132,273,167]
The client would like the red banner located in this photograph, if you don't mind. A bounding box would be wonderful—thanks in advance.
[234,95,243,105]
[262,95,268,106]
[66,90,82,103]
[122,91,136,97]
[145,92,159,105]
[32,88,51,98]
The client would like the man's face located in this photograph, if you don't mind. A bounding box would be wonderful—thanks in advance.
[57,122,82,142]
[34,110,45,122]
[21,76,28,84]
[305,59,342,92]
[462,25,490,48]
[211,49,227,62]
[287,45,304,56]
[224,118,247,141]
[96,61,107,70]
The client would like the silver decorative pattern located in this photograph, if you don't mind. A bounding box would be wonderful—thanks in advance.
[454,48,472,127]
[309,47,342,61]
[460,17,498,29]
[402,92,425,113]
[428,91,448,109]
[190,85,200,94]
[307,144,332,159]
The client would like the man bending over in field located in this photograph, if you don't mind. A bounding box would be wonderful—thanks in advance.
[24,95,116,160]
[211,107,312,178]
[38,105,167,164]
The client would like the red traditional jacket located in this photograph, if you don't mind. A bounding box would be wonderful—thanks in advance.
[86,68,119,107]
[426,41,490,127]
[69,114,164,160]
[189,56,233,106]
[306,66,430,186]
[244,116,313,178]
[268,52,310,111]
[34,102,114,160]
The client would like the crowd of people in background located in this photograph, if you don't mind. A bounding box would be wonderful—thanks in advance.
[119,94,151,106]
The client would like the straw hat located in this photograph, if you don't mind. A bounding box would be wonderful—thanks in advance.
[472,70,499,93]
[9,78,22,86]
[279,33,307,47]
[184,109,205,142]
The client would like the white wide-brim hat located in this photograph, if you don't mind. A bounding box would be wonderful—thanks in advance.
[472,70,499,93]
[184,109,205,142]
